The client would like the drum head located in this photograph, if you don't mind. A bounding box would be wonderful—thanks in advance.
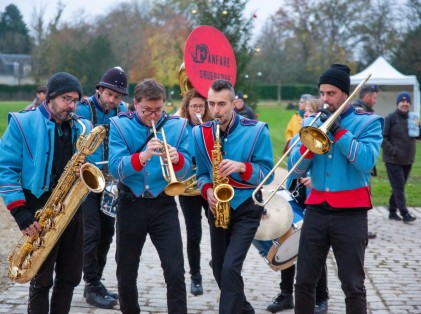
[254,190,293,241]
[267,221,303,270]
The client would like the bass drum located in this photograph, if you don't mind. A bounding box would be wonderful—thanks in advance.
[254,189,293,241]
[253,189,304,271]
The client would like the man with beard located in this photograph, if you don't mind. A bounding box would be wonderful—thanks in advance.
[192,79,274,314]
[0,72,93,313]
[76,66,129,309]
[289,64,384,314]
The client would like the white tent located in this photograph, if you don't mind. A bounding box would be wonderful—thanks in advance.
[350,56,420,117]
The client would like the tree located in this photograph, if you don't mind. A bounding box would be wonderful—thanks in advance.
[392,24,421,84]
[0,4,32,53]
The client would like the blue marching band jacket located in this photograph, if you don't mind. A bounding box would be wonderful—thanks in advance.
[192,112,274,210]
[76,94,128,169]
[108,112,192,197]
[0,103,94,210]
[289,105,384,209]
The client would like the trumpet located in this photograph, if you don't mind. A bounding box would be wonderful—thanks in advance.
[151,120,187,196]
[196,113,204,124]
[252,73,372,207]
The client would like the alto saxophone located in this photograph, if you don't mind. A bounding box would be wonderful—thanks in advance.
[212,119,234,229]
[8,114,106,283]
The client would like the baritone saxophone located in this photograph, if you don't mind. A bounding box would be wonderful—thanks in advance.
[212,119,234,229]
[8,114,106,283]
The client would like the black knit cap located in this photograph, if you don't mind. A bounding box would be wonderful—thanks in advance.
[318,64,351,95]
[96,66,128,96]
[46,72,83,102]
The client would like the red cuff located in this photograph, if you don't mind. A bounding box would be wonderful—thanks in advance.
[240,162,253,181]
[201,183,213,200]
[7,200,26,210]
[300,145,314,159]
[131,152,145,172]
[172,153,185,171]
[334,129,347,141]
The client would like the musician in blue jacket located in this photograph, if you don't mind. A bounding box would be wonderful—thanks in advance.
[192,79,274,314]
[289,64,384,314]
[0,72,93,313]
[76,66,129,309]
[108,79,192,314]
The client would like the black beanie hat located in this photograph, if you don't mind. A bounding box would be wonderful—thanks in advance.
[318,64,351,95]
[96,66,128,96]
[46,72,83,102]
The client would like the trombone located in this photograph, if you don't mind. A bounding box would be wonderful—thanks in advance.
[151,120,187,196]
[252,73,372,207]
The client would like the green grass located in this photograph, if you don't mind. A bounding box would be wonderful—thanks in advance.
[1,100,420,207]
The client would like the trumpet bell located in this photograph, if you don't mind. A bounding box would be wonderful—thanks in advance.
[165,181,187,197]
[300,126,331,155]
[254,190,293,241]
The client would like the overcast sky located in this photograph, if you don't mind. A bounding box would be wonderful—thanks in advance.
[1,0,278,40]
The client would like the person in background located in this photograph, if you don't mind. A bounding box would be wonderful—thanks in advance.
[25,85,47,110]
[233,92,257,119]
[108,79,191,313]
[178,88,212,296]
[290,64,384,313]
[352,84,378,113]
[76,66,129,309]
[284,94,313,152]
[0,72,91,313]
[382,92,418,224]
[267,98,329,314]
[193,79,274,314]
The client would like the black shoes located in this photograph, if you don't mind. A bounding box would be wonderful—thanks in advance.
[315,299,328,314]
[367,231,377,239]
[389,212,402,221]
[84,282,118,309]
[266,292,294,313]
[403,213,416,224]
[191,274,203,296]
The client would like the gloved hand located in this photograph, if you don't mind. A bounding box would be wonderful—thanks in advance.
[318,108,344,136]
[10,205,36,231]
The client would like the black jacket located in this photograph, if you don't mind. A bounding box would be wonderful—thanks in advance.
[382,109,417,165]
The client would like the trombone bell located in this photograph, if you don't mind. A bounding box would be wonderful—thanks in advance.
[299,126,331,155]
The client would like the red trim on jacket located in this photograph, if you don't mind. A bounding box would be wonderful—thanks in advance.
[306,186,372,208]
[300,145,314,159]
[334,129,347,141]
[131,153,144,172]
[172,153,185,171]
[240,162,253,181]
[7,200,26,210]
[201,183,213,200]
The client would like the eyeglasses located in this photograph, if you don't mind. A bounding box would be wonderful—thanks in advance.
[61,95,79,105]
[142,109,164,116]
[189,104,205,110]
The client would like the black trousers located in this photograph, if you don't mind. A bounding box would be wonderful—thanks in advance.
[28,210,84,314]
[116,190,187,314]
[385,163,412,215]
[82,192,115,284]
[280,263,328,302]
[178,194,209,277]
[295,206,368,314]
[208,196,263,314]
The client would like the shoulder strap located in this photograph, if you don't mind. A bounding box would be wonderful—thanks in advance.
[135,114,169,153]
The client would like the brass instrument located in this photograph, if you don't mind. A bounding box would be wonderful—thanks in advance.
[213,119,234,229]
[8,115,106,283]
[179,62,193,97]
[151,120,186,196]
[252,73,372,208]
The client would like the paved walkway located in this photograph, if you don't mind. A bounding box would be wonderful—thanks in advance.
[0,204,420,313]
